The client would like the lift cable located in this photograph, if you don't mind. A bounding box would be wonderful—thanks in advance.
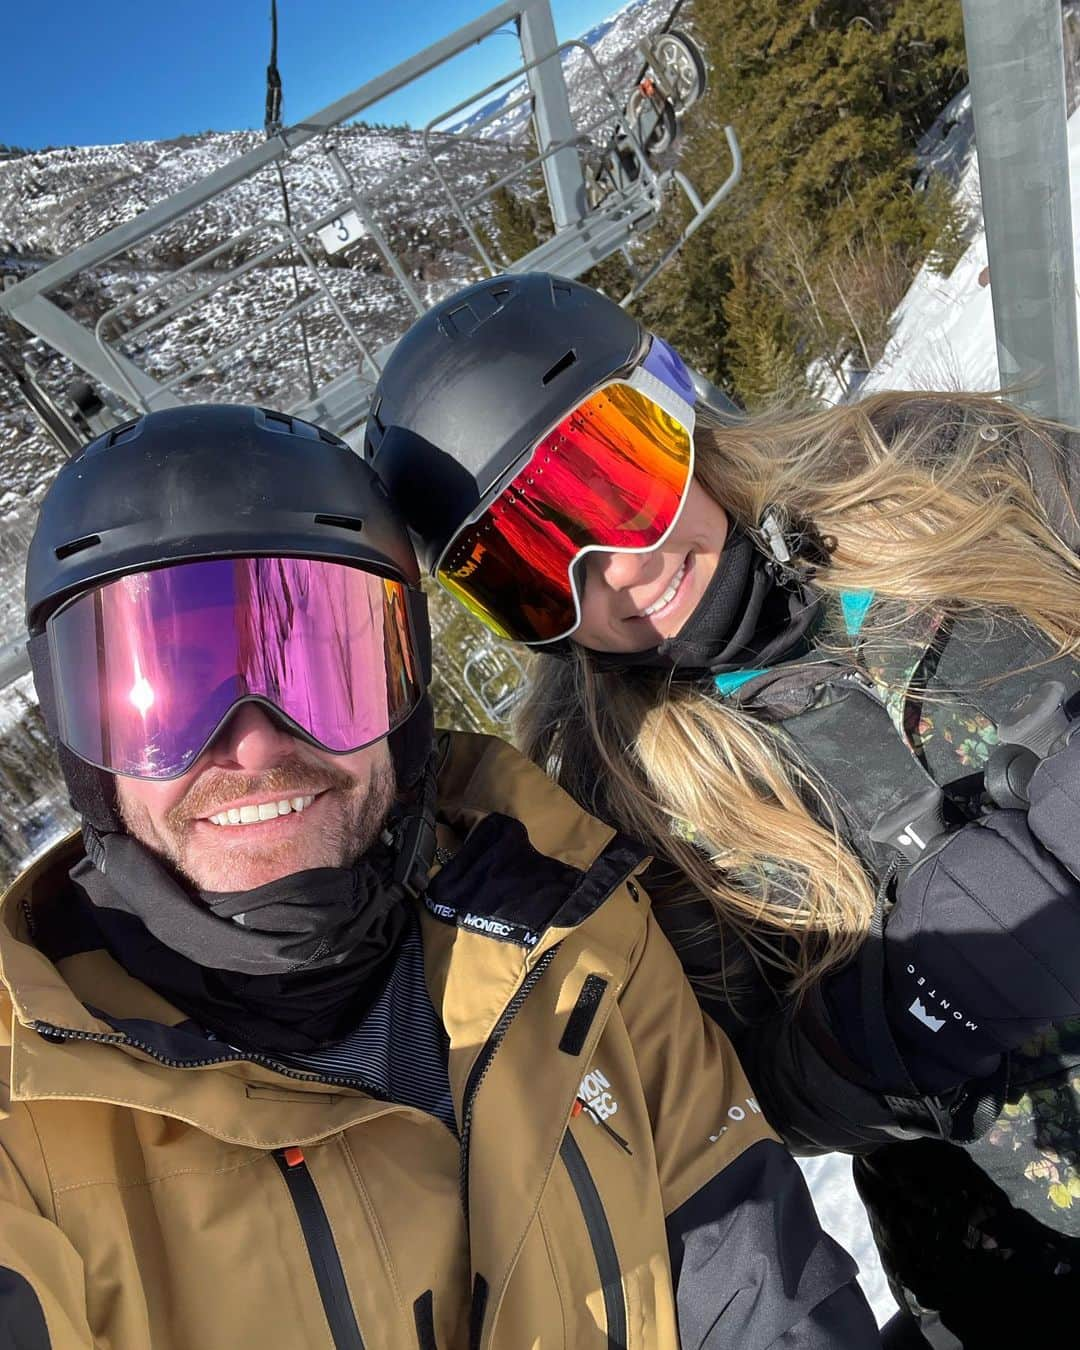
[265,0,318,402]
[265,0,283,134]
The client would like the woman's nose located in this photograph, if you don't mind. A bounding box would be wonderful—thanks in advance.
[587,548,660,593]
[208,701,298,772]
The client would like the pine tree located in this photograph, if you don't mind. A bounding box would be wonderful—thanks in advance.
[488,186,543,266]
[722,264,809,408]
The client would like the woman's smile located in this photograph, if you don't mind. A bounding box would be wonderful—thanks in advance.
[634,554,692,620]
[575,480,730,650]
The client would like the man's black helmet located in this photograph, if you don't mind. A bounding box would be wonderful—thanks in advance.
[27,405,433,826]
[365,272,646,570]
[28,404,421,632]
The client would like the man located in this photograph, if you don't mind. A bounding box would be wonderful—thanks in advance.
[0,405,877,1348]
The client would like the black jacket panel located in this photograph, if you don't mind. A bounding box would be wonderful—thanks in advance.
[667,1138,879,1349]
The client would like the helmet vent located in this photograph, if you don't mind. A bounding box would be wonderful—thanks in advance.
[541,350,577,385]
[106,420,141,448]
[446,303,481,337]
[55,533,101,560]
[313,514,363,532]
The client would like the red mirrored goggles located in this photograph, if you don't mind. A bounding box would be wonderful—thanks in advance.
[45,556,423,780]
[435,338,696,644]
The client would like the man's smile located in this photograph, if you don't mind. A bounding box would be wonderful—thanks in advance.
[203,791,321,827]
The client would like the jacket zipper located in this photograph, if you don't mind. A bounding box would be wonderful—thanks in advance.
[273,1146,366,1350]
[30,1020,393,1098]
[457,943,562,1219]
[559,1130,628,1350]
[456,840,642,1220]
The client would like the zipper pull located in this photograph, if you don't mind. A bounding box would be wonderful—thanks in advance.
[572,1096,633,1156]
[280,1145,306,1168]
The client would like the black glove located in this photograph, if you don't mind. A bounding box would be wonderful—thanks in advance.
[1027,730,1080,880]
[881,809,1080,1092]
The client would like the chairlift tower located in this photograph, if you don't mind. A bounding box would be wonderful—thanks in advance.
[960,0,1080,425]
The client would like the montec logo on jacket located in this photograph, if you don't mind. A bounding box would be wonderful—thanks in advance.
[707,1095,763,1143]
[579,1067,618,1120]
[909,997,946,1033]
[423,895,539,947]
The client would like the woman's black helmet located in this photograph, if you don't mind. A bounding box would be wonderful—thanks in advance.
[364,272,647,571]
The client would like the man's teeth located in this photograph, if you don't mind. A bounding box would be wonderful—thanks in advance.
[641,561,687,617]
[207,795,316,827]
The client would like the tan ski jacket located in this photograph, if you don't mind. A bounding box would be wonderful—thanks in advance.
[0,733,874,1349]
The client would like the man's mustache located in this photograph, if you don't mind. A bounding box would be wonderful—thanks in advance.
[169,755,357,827]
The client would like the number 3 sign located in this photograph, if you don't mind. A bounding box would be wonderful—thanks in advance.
[317,210,367,256]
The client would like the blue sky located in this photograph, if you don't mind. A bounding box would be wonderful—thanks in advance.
[2,0,625,149]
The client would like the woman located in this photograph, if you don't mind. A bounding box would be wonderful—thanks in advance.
[368,272,1080,1346]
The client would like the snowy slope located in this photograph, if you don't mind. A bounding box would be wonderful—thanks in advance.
[447,0,670,142]
[799,1154,896,1325]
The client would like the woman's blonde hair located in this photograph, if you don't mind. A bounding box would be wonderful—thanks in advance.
[515,391,1080,1006]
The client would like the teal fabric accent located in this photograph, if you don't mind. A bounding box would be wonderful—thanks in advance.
[840,589,875,637]
[714,669,768,697]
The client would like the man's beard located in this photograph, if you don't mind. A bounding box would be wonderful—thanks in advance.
[119,753,398,894]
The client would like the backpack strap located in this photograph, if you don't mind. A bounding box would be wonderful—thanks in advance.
[720,657,954,874]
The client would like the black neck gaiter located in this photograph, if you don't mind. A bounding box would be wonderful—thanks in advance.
[70,827,411,1054]
[582,526,823,675]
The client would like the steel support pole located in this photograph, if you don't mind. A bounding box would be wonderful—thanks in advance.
[22,294,183,414]
[961,0,1080,423]
[517,0,588,229]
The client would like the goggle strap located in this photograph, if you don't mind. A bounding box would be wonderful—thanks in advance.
[28,630,57,736]
[388,755,439,899]
[627,363,696,430]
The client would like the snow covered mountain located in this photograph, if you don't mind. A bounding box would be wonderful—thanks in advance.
[0,119,535,502]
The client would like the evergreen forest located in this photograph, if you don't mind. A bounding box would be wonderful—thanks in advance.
[575,0,970,407]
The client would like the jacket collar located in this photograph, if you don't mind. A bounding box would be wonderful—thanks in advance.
[0,831,114,1037]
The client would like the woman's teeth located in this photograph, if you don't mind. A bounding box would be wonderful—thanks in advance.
[641,561,687,618]
[207,795,316,827]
